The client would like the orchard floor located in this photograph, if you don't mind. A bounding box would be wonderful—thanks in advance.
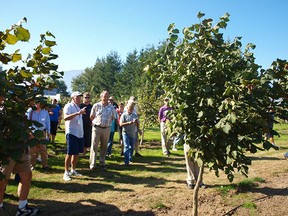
[4,142,288,216]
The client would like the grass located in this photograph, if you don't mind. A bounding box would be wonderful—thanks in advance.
[237,177,265,192]
[3,122,288,215]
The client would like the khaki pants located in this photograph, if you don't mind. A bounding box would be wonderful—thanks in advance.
[89,126,110,169]
[160,121,172,155]
[184,144,202,185]
[0,151,31,178]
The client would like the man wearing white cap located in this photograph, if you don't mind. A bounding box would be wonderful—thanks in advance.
[62,91,86,181]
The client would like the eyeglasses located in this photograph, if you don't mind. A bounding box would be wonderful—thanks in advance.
[85,97,90,99]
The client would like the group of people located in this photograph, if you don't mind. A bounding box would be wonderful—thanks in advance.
[62,90,142,181]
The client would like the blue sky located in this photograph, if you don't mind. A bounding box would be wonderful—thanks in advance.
[1,0,287,72]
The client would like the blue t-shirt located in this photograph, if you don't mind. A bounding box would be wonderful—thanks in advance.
[50,104,61,122]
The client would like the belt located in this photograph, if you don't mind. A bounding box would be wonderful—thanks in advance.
[94,125,109,129]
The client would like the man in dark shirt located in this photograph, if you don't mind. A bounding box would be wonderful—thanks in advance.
[80,92,93,157]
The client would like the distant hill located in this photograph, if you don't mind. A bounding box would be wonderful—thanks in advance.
[62,70,84,93]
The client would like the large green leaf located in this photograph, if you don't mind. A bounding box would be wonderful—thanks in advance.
[5,33,18,45]
[15,26,30,41]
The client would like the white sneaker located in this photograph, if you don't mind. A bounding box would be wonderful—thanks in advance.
[69,170,82,176]
[172,148,178,151]
[63,173,71,181]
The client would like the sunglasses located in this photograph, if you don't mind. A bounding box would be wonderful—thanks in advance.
[85,97,90,99]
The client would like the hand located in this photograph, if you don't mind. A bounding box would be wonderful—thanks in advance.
[79,107,86,115]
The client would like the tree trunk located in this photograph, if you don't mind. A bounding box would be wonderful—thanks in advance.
[140,118,147,146]
[193,164,204,216]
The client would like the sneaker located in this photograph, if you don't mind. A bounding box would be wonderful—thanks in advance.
[172,148,178,151]
[69,170,82,176]
[0,206,9,216]
[63,173,71,181]
[16,204,39,216]
[135,152,143,157]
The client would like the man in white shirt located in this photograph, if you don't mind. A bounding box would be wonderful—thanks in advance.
[63,91,86,181]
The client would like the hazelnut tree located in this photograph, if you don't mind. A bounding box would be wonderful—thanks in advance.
[146,12,288,215]
[0,18,63,176]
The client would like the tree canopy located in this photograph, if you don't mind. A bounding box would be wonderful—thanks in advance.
[147,12,288,181]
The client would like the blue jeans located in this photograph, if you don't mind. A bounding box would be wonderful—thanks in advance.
[123,132,135,165]
[106,131,115,155]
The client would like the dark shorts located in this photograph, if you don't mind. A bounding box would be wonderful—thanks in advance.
[50,121,58,135]
[66,134,84,155]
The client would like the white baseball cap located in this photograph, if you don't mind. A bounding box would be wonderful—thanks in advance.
[71,91,83,97]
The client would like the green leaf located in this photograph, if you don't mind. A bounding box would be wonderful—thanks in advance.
[197,12,205,19]
[33,130,44,139]
[170,34,178,42]
[45,40,56,47]
[196,157,203,167]
[207,98,213,106]
[198,111,204,118]
[12,53,21,62]
[0,53,12,64]
[229,112,237,123]
[15,26,30,41]
[167,23,175,32]
[46,31,55,38]
[5,33,18,45]
[42,47,51,54]
[20,69,32,78]
[222,123,231,134]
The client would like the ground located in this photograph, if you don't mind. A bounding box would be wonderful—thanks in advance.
[4,142,288,216]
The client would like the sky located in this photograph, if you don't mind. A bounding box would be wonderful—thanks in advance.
[1,0,288,73]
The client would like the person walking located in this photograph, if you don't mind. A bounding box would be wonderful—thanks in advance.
[80,92,93,157]
[89,91,116,170]
[63,91,86,181]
